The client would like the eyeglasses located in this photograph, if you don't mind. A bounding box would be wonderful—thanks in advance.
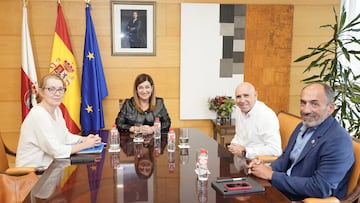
[43,87,67,95]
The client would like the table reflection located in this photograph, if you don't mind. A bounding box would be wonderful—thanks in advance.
[26,128,291,203]
[30,159,71,200]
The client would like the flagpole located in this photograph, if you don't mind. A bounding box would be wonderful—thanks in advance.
[85,0,90,7]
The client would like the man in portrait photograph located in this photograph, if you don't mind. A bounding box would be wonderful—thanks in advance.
[121,10,147,48]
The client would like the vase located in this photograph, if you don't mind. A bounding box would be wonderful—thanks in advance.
[216,112,231,125]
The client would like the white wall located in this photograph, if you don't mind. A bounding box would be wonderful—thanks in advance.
[180,3,243,120]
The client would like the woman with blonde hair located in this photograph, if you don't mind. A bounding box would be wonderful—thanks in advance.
[16,74,101,168]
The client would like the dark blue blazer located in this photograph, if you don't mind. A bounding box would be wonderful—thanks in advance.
[270,116,354,201]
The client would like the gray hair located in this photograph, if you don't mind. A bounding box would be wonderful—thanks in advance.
[303,82,334,104]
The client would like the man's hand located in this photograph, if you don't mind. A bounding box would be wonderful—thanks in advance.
[227,143,245,155]
[247,158,273,180]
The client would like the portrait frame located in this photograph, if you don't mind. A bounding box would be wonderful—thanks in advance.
[111,1,156,56]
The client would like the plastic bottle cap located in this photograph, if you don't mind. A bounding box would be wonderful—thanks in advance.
[169,127,174,131]
[200,148,207,153]
[155,117,160,121]
[112,124,116,128]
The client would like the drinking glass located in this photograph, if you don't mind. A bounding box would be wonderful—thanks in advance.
[133,123,144,143]
[134,142,143,158]
[180,148,189,164]
[179,128,189,148]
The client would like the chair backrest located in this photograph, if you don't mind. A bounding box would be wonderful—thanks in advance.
[347,138,360,194]
[0,171,38,202]
[277,111,302,150]
[119,99,124,110]
[0,135,10,173]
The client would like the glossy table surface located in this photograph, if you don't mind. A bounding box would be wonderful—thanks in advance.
[25,128,291,203]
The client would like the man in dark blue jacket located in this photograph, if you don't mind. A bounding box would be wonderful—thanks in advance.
[126,11,145,48]
[247,82,354,201]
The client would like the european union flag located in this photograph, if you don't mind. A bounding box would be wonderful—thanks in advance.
[81,4,108,133]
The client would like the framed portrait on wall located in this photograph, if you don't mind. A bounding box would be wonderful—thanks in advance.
[111,1,156,56]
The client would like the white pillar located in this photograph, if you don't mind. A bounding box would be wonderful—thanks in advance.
[339,0,360,77]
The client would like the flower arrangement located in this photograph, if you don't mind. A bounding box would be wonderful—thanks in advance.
[208,96,236,117]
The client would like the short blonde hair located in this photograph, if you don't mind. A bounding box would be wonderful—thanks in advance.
[36,74,65,103]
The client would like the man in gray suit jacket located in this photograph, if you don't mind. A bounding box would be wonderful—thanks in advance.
[247,82,354,201]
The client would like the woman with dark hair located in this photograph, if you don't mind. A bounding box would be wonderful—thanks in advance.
[134,145,154,179]
[115,73,171,133]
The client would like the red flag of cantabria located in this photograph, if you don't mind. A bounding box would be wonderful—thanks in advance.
[21,4,38,121]
[50,3,81,134]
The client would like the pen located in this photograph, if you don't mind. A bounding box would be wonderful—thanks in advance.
[216,177,245,183]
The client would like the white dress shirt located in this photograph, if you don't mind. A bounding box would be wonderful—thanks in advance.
[16,106,81,168]
[230,101,282,159]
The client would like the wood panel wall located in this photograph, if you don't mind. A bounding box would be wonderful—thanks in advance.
[0,0,339,152]
[244,4,293,113]
[0,0,340,201]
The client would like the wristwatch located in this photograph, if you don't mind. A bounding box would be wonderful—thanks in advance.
[241,148,246,157]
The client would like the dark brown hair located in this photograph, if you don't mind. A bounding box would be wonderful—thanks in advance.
[134,147,154,179]
[132,73,156,112]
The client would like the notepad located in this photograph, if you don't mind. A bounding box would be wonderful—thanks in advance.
[211,177,265,196]
[76,143,105,154]
[70,155,95,164]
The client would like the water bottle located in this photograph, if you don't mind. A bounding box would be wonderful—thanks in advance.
[196,179,208,203]
[168,151,176,173]
[167,128,176,152]
[197,148,209,181]
[153,117,161,139]
[109,124,120,152]
[154,137,161,157]
[110,153,120,169]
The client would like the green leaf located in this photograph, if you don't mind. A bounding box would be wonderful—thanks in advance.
[296,5,360,137]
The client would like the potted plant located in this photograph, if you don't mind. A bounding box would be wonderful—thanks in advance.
[294,6,360,138]
[208,96,236,125]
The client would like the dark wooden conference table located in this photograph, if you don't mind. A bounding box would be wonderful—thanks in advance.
[25,128,291,203]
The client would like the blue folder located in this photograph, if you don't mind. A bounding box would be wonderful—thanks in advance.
[76,143,105,154]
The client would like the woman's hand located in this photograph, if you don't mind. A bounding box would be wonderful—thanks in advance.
[130,124,153,134]
[141,125,154,134]
[83,134,101,148]
[71,134,101,154]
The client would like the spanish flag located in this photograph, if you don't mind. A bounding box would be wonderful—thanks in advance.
[50,3,81,134]
[21,3,38,121]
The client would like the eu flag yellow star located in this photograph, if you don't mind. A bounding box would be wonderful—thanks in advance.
[90,164,97,171]
[87,52,94,60]
[85,105,93,113]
